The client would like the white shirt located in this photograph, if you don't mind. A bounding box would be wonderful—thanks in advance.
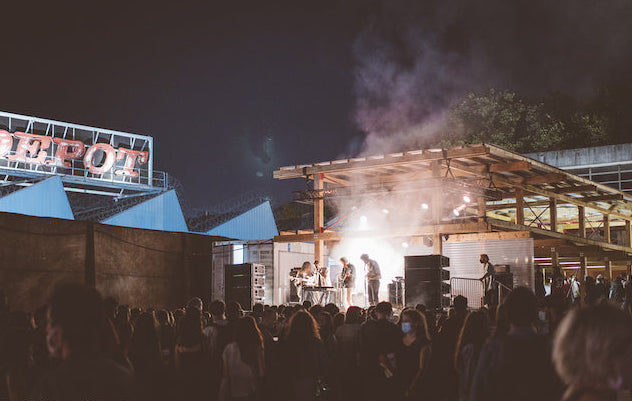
[222,342,258,397]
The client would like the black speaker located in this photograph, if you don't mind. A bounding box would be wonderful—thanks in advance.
[405,255,450,309]
[225,263,265,310]
[495,272,514,289]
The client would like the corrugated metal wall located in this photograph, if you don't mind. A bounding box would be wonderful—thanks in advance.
[443,238,534,308]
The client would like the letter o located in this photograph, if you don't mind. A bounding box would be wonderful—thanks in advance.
[84,143,117,174]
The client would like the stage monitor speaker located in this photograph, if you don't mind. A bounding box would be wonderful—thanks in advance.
[495,272,514,289]
[404,255,450,309]
[225,263,265,310]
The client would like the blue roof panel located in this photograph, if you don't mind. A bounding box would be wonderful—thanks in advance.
[206,201,278,240]
[102,190,188,232]
[0,176,74,220]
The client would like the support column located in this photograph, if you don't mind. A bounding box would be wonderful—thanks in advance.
[314,173,324,264]
[605,258,613,281]
[549,198,558,232]
[580,254,587,302]
[515,188,525,225]
[85,222,96,288]
[551,249,559,270]
[433,233,443,255]
[626,220,632,247]
[477,197,486,223]
[603,214,611,244]
[578,206,586,238]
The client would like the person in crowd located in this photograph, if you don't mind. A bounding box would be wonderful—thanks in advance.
[279,310,329,401]
[31,283,134,401]
[469,287,563,401]
[415,304,437,339]
[335,306,364,400]
[226,301,244,323]
[103,297,118,323]
[316,311,336,359]
[251,303,264,323]
[624,275,632,310]
[396,308,433,400]
[332,312,345,331]
[455,310,489,401]
[323,303,339,318]
[570,275,581,304]
[553,304,632,401]
[359,301,401,401]
[433,295,469,400]
[204,300,231,399]
[610,273,625,305]
[340,256,356,309]
[3,311,36,401]
[129,311,166,401]
[186,297,203,311]
[595,274,608,301]
[361,254,381,306]
[221,316,264,401]
[174,306,210,401]
[114,304,133,360]
[542,294,568,337]
[584,276,598,305]
[155,309,175,365]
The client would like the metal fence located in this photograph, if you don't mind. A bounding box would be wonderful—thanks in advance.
[450,277,485,309]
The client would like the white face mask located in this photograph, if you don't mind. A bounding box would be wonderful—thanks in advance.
[46,324,63,358]
[401,322,414,334]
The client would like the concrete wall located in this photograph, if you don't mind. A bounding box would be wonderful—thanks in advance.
[526,143,632,168]
[0,212,216,312]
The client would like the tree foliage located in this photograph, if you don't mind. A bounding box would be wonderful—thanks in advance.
[436,89,612,152]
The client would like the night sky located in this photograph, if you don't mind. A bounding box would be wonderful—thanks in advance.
[3,1,632,210]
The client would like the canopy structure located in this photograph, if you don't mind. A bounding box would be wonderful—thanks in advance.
[206,201,278,241]
[0,176,74,220]
[274,143,632,279]
[101,190,188,232]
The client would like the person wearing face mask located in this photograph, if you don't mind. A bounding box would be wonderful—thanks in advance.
[479,254,496,307]
[395,308,434,400]
[553,304,632,401]
[32,283,134,401]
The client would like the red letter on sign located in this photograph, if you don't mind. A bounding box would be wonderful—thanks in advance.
[8,132,51,164]
[0,130,13,157]
[115,148,148,176]
[83,143,117,174]
[51,138,86,167]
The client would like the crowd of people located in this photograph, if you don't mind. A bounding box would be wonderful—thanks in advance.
[1,280,632,401]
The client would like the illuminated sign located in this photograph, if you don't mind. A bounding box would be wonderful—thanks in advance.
[0,111,155,187]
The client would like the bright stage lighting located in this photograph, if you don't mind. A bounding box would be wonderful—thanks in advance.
[463,195,471,203]
[401,242,409,248]
[382,209,390,214]
[421,203,429,210]
[453,209,460,216]
[360,215,368,223]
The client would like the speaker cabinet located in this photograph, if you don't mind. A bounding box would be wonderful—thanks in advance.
[405,255,450,309]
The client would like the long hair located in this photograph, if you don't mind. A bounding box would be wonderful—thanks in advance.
[454,310,489,369]
[234,316,263,368]
[176,306,204,347]
[286,310,321,343]
[130,312,161,363]
[398,308,430,342]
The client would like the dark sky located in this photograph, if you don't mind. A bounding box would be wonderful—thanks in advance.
[3,1,632,210]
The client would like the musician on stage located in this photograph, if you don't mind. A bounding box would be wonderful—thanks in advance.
[361,254,381,306]
[315,261,332,305]
[340,257,355,309]
[294,261,316,304]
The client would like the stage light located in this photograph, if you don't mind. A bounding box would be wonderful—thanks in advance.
[453,209,460,216]
[382,209,390,214]
[360,215,368,223]
[421,203,429,210]
[351,206,358,211]
[401,242,409,248]
[463,195,471,203]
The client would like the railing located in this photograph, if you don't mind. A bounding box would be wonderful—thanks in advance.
[450,277,485,309]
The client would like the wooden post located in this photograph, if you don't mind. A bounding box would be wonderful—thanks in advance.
[549,198,558,232]
[626,220,632,247]
[433,233,443,255]
[578,206,586,238]
[579,254,587,302]
[605,258,613,281]
[515,188,525,225]
[477,197,486,222]
[314,173,324,264]
[603,214,611,244]
[551,249,559,270]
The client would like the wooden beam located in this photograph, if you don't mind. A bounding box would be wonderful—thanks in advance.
[489,161,531,173]
[583,194,624,203]
[578,206,586,239]
[580,255,587,301]
[515,188,525,225]
[433,233,443,254]
[446,231,531,242]
[626,220,632,248]
[534,238,569,247]
[604,214,611,244]
[605,258,613,280]
[523,173,565,185]
[551,185,597,194]
[314,173,324,263]
[274,221,492,243]
[534,246,630,260]
[477,197,486,222]
[488,218,632,254]
[550,198,558,232]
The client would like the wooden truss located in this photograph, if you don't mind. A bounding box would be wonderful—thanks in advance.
[274,144,632,279]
